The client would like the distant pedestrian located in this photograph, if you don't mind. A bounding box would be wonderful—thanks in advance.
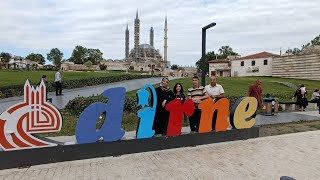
[310,89,320,114]
[40,75,48,85]
[54,69,62,96]
[294,84,308,111]
[248,79,263,108]
[39,75,49,101]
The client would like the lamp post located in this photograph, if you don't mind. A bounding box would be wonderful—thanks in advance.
[201,22,216,86]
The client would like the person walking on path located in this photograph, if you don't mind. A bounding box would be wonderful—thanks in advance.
[54,70,63,96]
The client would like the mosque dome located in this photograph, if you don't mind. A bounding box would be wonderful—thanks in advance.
[139,44,155,49]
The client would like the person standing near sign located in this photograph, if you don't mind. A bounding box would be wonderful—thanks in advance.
[153,77,174,135]
[187,76,208,133]
[54,69,63,96]
[205,75,225,131]
[205,76,225,101]
[173,83,186,103]
[247,79,263,108]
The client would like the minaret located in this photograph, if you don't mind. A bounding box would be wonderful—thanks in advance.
[164,15,168,62]
[150,27,154,47]
[125,24,129,59]
[134,9,140,60]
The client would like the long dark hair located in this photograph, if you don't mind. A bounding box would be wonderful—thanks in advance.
[173,83,184,94]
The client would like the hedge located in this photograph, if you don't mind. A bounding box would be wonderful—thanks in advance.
[0,74,154,99]
[65,93,289,116]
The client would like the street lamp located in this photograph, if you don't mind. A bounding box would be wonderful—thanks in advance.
[201,22,216,86]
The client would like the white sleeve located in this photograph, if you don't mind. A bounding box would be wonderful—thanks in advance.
[220,85,225,94]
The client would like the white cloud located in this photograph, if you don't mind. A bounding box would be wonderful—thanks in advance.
[0,0,319,66]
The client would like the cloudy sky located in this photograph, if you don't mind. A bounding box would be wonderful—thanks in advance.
[0,0,319,66]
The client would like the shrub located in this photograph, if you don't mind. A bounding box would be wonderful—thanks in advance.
[0,74,154,98]
[65,95,138,115]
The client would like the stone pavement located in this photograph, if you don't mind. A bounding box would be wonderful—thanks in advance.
[0,130,319,179]
[0,77,180,113]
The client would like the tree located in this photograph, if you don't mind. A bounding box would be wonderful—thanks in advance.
[69,45,88,64]
[218,46,238,59]
[286,48,301,55]
[0,52,12,68]
[26,53,45,64]
[171,64,178,70]
[47,48,63,68]
[99,64,107,70]
[87,48,103,65]
[84,61,92,67]
[195,51,216,73]
[302,34,320,50]
[310,34,320,46]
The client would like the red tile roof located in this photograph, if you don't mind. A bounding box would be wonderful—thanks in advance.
[237,52,278,60]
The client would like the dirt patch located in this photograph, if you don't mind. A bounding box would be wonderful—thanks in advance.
[260,120,320,137]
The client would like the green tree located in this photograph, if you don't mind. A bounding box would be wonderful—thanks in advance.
[26,53,45,64]
[302,34,320,50]
[69,45,88,64]
[87,48,103,65]
[99,64,107,70]
[195,51,216,73]
[0,52,12,68]
[84,61,93,67]
[310,34,320,46]
[171,64,178,70]
[286,48,301,55]
[47,48,63,68]
[218,46,238,59]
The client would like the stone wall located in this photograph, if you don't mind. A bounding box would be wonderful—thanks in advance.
[61,64,99,71]
[272,54,320,80]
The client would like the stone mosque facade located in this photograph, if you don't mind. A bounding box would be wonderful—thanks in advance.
[124,10,169,72]
[63,10,199,76]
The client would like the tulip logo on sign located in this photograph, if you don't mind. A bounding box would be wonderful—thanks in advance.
[0,81,62,151]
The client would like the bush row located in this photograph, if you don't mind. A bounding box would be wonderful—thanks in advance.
[0,74,154,99]
[65,95,249,115]
[65,93,290,116]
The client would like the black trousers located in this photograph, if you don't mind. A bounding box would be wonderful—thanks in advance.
[189,109,201,132]
[55,82,62,96]
[310,99,320,112]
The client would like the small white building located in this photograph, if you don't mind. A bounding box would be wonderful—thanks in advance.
[8,56,41,69]
[208,59,231,77]
[231,52,277,77]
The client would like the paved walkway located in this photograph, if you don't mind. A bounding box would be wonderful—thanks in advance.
[0,77,180,113]
[1,130,319,179]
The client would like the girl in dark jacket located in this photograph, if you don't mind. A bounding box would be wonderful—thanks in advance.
[153,78,174,135]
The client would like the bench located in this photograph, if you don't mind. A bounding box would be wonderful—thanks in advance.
[279,101,318,111]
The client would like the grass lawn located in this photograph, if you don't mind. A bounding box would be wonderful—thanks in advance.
[127,76,320,101]
[0,70,142,87]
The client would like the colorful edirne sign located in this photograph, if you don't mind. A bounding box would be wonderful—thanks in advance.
[0,81,62,151]
[0,80,258,151]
